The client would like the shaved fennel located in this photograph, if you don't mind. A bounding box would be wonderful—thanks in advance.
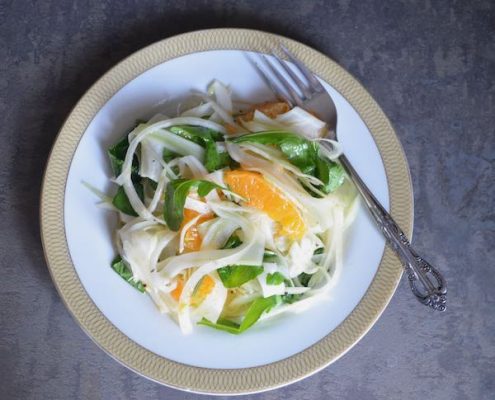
[86,80,357,335]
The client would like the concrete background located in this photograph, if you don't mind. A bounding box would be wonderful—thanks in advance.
[1,0,494,399]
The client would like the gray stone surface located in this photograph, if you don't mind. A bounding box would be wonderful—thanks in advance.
[1,0,494,398]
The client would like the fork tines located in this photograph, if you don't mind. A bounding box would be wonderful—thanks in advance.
[250,44,325,108]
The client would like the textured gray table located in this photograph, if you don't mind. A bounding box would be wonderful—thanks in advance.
[1,1,494,399]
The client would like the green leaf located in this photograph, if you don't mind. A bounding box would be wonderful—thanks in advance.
[281,293,303,304]
[266,272,285,285]
[169,125,231,172]
[162,148,179,163]
[262,250,278,263]
[223,234,276,259]
[217,265,264,288]
[170,165,180,177]
[107,130,141,177]
[232,130,345,193]
[163,179,225,231]
[198,295,281,334]
[197,317,242,334]
[297,272,312,287]
[315,157,345,193]
[204,141,232,172]
[232,131,318,175]
[218,236,265,288]
[111,256,145,293]
[313,247,324,255]
[223,234,242,249]
[146,178,158,191]
[169,125,224,143]
[108,137,129,176]
[112,182,144,216]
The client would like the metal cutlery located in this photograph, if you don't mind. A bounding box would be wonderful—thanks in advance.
[250,45,447,311]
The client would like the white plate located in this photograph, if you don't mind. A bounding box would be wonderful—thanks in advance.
[42,29,413,394]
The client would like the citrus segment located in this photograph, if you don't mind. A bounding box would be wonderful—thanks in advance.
[171,274,215,306]
[224,169,306,240]
[180,208,213,252]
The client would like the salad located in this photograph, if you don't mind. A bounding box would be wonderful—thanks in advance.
[89,81,358,335]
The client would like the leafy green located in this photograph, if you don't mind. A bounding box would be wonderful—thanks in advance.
[107,135,140,177]
[170,165,180,177]
[223,234,242,249]
[232,130,345,193]
[266,272,285,285]
[262,250,278,263]
[112,183,144,216]
[162,148,180,163]
[217,235,266,288]
[281,293,303,304]
[233,131,317,175]
[217,265,264,288]
[313,247,324,255]
[164,179,225,230]
[146,178,158,191]
[198,295,281,334]
[297,272,312,287]
[223,238,278,263]
[169,125,231,172]
[108,137,129,176]
[111,256,145,292]
[204,141,231,172]
[169,125,224,143]
[316,157,345,193]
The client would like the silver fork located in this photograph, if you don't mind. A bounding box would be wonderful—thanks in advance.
[251,45,447,311]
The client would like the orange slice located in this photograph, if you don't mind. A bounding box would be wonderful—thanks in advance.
[171,274,215,306]
[238,101,290,122]
[224,169,306,240]
[180,209,214,252]
[173,209,216,305]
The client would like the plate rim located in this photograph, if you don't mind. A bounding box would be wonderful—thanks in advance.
[40,28,413,395]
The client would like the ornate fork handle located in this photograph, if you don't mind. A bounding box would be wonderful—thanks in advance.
[337,153,447,311]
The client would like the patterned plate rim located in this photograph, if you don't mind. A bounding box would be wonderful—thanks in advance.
[40,28,413,395]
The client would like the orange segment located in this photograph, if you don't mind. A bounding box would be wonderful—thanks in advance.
[190,275,215,307]
[171,276,184,301]
[224,170,306,240]
[171,274,215,306]
[225,123,238,135]
[238,101,290,122]
[180,209,214,252]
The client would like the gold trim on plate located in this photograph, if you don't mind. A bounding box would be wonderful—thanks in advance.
[40,28,413,394]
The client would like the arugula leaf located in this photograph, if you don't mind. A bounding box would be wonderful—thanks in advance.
[169,125,224,143]
[262,250,278,263]
[162,148,180,163]
[108,137,129,176]
[223,234,242,249]
[217,236,268,288]
[297,272,312,287]
[315,157,345,193]
[111,256,145,292]
[217,265,264,288]
[107,135,140,177]
[164,179,225,230]
[146,178,158,191]
[198,295,281,334]
[266,272,285,285]
[313,247,324,255]
[233,131,318,175]
[112,182,144,216]
[169,125,231,172]
[281,293,303,304]
[222,235,277,262]
[204,141,231,172]
[232,130,345,193]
